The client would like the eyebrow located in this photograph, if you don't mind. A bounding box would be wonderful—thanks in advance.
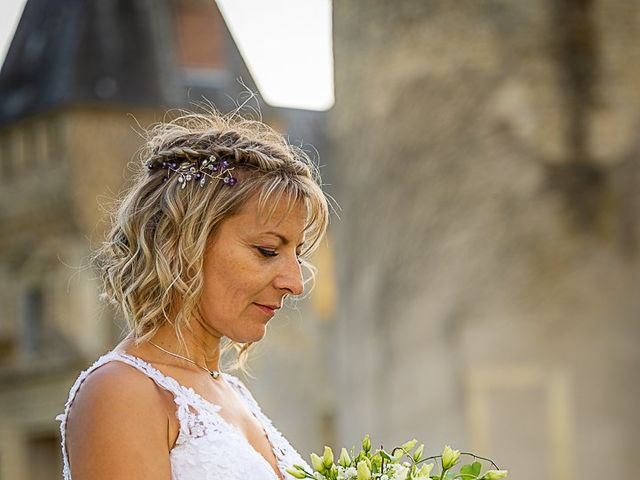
[263,231,304,247]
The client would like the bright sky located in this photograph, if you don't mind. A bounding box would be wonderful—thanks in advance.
[0,0,334,111]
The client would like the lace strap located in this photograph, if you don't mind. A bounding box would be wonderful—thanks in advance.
[55,351,212,479]
[55,351,176,480]
[108,352,191,397]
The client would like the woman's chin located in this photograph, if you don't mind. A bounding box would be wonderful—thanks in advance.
[228,325,267,344]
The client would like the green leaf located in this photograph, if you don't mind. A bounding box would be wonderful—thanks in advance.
[378,449,394,461]
[460,462,481,478]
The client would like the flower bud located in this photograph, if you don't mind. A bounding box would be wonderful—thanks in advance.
[286,466,308,479]
[357,460,372,480]
[441,445,461,470]
[310,453,324,472]
[362,434,372,453]
[364,456,372,469]
[371,453,382,471]
[393,448,405,461]
[401,439,418,452]
[413,444,425,463]
[323,446,334,468]
[415,463,434,479]
[483,470,509,480]
[339,448,351,468]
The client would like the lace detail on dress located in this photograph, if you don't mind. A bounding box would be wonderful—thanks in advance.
[55,351,310,480]
[223,374,311,476]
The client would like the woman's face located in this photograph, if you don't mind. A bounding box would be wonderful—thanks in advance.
[197,193,306,343]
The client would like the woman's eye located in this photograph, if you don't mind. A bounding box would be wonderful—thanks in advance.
[257,247,278,257]
[257,247,303,265]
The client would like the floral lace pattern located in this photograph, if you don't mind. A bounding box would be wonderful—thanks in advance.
[56,351,310,480]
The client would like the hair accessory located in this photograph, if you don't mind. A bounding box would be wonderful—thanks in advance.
[145,149,238,188]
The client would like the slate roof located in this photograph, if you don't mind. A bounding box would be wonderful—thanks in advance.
[0,0,185,124]
[0,0,265,125]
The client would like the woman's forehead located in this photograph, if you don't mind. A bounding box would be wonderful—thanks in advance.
[235,194,307,235]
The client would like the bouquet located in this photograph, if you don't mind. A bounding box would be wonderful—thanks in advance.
[287,435,508,480]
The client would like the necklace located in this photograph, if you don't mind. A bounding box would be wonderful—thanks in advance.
[148,340,221,380]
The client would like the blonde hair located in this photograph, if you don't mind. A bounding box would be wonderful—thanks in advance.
[96,110,330,373]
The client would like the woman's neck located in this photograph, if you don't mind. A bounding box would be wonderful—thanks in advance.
[121,321,222,372]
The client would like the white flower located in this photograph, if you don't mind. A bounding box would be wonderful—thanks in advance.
[337,465,358,480]
[337,466,358,480]
[314,472,327,480]
[390,465,409,480]
[345,466,357,479]
[381,463,409,480]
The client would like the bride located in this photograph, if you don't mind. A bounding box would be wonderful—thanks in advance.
[56,111,330,479]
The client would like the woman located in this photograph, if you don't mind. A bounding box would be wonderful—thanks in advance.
[56,111,330,480]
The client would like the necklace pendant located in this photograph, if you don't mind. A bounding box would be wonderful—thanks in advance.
[211,371,220,379]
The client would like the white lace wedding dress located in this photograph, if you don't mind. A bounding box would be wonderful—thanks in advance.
[56,350,310,480]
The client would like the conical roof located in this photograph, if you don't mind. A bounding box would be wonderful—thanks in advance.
[0,0,183,124]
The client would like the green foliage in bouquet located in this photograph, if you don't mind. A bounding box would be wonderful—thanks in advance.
[286,435,508,480]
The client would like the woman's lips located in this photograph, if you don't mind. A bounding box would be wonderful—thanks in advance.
[254,303,277,316]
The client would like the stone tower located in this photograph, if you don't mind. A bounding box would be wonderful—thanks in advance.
[330,2,640,479]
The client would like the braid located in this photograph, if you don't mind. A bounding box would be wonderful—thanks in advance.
[147,129,311,177]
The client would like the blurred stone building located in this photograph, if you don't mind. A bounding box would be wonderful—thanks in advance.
[330,2,640,480]
[0,1,334,478]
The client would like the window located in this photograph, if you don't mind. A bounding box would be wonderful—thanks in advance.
[22,287,44,356]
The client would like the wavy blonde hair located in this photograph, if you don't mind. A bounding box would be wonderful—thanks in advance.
[96,110,330,373]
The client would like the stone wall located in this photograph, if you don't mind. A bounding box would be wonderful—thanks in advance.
[330,1,640,478]
[0,106,162,479]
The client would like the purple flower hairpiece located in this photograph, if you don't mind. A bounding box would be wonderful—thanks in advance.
[145,153,238,188]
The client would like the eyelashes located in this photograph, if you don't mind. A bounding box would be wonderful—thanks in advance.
[257,247,277,257]
[256,247,303,265]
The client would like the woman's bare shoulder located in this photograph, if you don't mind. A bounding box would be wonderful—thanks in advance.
[65,361,172,479]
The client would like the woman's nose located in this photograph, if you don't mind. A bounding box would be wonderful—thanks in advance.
[274,256,304,296]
